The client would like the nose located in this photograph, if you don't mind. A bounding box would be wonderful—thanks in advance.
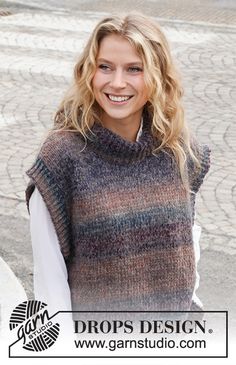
[109,69,126,89]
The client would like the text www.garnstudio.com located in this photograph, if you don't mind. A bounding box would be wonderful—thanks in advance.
[74,338,206,351]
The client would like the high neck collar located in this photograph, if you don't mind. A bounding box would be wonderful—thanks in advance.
[87,111,158,164]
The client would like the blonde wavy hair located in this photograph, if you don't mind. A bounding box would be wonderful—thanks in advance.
[53,12,199,183]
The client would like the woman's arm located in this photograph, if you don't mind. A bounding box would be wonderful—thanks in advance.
[29,187,72,315]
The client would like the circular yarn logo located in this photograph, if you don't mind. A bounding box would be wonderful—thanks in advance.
[9,300,60,352]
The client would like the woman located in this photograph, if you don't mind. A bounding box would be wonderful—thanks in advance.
[25,13,210,314]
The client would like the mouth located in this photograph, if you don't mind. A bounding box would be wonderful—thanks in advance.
[104,93,134,104]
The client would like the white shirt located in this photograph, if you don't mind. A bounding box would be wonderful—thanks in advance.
[29,121,203,315]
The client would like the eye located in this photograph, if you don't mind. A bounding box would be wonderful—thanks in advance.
[128,66,143,73]
[98,64,111,71]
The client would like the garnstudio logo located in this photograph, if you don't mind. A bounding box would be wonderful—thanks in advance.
[9,300,60,352]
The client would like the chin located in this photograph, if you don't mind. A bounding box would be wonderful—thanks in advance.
[105,113,131,121]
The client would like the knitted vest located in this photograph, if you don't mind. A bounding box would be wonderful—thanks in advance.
[25,114,210,312]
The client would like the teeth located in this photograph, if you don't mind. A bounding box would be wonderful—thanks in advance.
[108,94,131,102]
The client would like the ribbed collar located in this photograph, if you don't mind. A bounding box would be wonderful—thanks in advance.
[87,110,158,164]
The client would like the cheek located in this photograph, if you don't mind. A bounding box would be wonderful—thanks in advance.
[133,78,149,98]
[143,87,150,101]
[92,71,108,91]
[138,86,149,102]
[140,80,150,100]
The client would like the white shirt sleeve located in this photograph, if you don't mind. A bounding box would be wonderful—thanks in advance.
[29,187,72,315]
[192,223,203,308]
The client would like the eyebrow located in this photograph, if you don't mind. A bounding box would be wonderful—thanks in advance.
[97,58,143,66]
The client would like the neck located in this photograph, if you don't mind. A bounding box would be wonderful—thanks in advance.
[100,113,142,142]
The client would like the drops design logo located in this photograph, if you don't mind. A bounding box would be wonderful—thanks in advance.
[9,300,60,352]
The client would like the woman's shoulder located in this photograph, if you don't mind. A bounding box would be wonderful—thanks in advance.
[188,136,211,174]
[40,129,79,150]
[190,136,211,160]
[26,130,82,198]
[187,136,211,194]
[38,129,84,160]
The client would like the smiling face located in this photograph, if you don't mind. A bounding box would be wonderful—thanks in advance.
[92,34,149,132]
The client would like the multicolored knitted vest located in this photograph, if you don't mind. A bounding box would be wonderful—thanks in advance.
[25,113,210,312]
